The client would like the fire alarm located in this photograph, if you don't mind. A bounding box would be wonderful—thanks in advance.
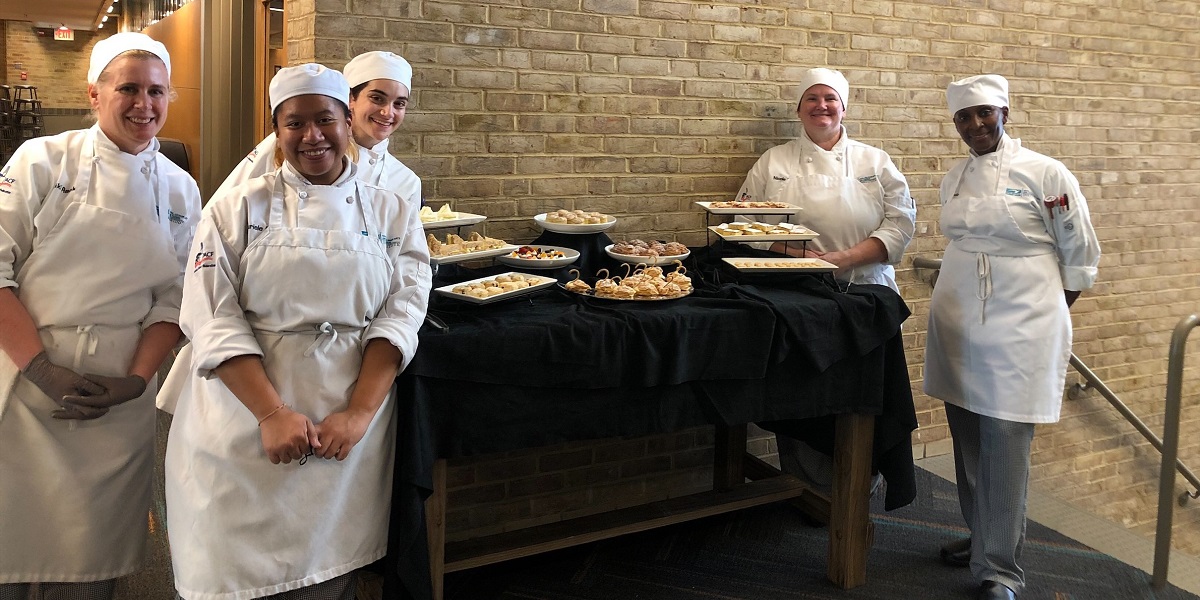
[20,71,28,81]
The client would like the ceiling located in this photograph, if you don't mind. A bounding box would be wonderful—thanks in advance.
[0,0,108,32]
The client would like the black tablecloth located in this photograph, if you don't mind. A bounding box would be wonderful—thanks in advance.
[383,239,917,599]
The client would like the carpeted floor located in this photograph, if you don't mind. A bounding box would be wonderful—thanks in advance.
[443,467,1199,600]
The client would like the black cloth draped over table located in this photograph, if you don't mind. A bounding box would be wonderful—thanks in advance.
[383,237,918,600]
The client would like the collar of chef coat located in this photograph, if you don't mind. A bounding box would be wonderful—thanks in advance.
[967,132,1012,159]
[797,125,849,157]
[359,137,389,159]
[93,124,161,159]
[280,155,357,189]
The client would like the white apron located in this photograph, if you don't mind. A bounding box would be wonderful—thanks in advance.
[165,173,398,600]
[771,152,895,290]
[0,132,178,582]
[924,143,1071,424]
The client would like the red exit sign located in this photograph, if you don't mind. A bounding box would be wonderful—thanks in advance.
[54,27,74,41]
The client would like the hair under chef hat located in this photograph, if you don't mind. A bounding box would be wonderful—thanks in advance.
[88,32,172,84]
[797,67,850,108]
[343,51,413,92]
[269,63,351,114]
[946,74,1009,115]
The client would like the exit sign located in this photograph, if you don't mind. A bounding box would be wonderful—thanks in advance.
[54,27,74,41]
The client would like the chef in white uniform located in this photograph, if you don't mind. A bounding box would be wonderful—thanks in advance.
[734,68,915,496]
[0,33,200,600]
[163,63,431,600]
[924,75,1100,600]
[214,51,421,208]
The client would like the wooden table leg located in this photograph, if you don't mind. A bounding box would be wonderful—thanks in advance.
[827,413,875,589]
[713,423,747,491]
[426,458,447,600]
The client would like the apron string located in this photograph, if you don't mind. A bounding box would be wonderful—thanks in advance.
[975,253,992,324]
[304,322,339,357]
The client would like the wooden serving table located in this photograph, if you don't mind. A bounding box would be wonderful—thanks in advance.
[385,244,915,599]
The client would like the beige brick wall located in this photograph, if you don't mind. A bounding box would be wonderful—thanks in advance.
[293,0,1200,553]
[2,21,105,109]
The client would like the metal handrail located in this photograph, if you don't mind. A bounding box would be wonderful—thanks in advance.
[1153,314,1200,589]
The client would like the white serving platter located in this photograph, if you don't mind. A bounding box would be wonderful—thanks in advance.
[421,212,487,230]
[695,201,803,215]
[495,245,581,270]
[708,223,819,242]
[533,213,618,234]
[434,273,557,304]
[721,257,838,273]
[604,244,690,266]
[429,244,520,266]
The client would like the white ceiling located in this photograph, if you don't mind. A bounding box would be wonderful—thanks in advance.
[0,0,108,32]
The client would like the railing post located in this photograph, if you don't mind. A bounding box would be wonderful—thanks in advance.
[1152,314,1199,589]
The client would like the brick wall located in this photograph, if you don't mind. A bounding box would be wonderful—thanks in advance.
[2,21,105,109]
[291,0,1200,552]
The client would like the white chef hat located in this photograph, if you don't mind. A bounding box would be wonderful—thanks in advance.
[268,63,350,113]
[343,51,413,92]
[797,67,850,108]
[946,74,1009,115]
[88,32,172,84]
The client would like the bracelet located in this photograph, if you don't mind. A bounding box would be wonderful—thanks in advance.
[257,403,286,426]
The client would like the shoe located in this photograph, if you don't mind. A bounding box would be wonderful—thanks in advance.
[939,537,971,568]
[978,580,1017,599]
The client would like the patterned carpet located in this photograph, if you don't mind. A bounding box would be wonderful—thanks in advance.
[444,467,1199,600]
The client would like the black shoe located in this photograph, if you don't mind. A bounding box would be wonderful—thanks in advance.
[939,537,971,567]
[978,580,1017,599]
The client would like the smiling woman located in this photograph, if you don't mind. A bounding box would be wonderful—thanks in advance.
[161,62,432,600]
[0,31,202,600]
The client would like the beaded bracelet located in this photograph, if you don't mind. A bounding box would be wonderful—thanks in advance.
[257,403,286,426]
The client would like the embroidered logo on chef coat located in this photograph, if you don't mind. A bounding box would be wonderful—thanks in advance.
[1005,188,1031,197]
[193,243,216,273]
[857,175,878,183]
[245,148,259,164]
[168,209,188,225]
[0,175,15,194]
[386,236,404,248]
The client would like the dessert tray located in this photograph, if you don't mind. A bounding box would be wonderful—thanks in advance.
[426,231,519,265]
[695,201,803,215]
[534,210,617,234]
[721,257,838,273]
[604,242,690,266]
[419,205,487,229]
[435,272,556,304]
[561,262,693,301]
[709,221,819,242]
[496,245,581,270]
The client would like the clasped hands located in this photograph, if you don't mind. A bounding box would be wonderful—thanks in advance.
[22,352,147,420]
[258,406,372,465]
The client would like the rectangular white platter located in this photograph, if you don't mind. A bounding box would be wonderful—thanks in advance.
[429,244,520,266]
[434,272,557,304]
[695,201,803,215]
[421,212,488,230]
[721,257,837,273]
[708,223,819,242]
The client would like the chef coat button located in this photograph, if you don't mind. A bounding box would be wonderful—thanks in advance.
[346,197,354,204]
[806,157,813,163]
[141,167,149,174]
[369,158,378,165]
[836,156,842,161]
[969,167,975,172]
[299,191,308,199]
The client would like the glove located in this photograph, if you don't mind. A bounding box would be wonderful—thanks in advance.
[63,373,148,413]
[21,351,108,420]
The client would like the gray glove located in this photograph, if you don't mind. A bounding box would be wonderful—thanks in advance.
[64,374,147,412]
[21,351,108,420]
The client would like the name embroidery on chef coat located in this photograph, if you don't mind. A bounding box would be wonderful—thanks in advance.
[53,182,77,195]
[857,175,878,183]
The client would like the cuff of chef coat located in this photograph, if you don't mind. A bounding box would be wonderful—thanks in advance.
[142,306,180,330]
[870,233,905,266]
[1061,265,1098,292]
[191,317,263,378]
[364,320,419,373]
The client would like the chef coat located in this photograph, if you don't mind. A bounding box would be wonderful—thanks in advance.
[163,158,431,600]
[733,127,915,291]
[924,134,1100,423]
[0,125,200,581]
[213,132,421,208]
